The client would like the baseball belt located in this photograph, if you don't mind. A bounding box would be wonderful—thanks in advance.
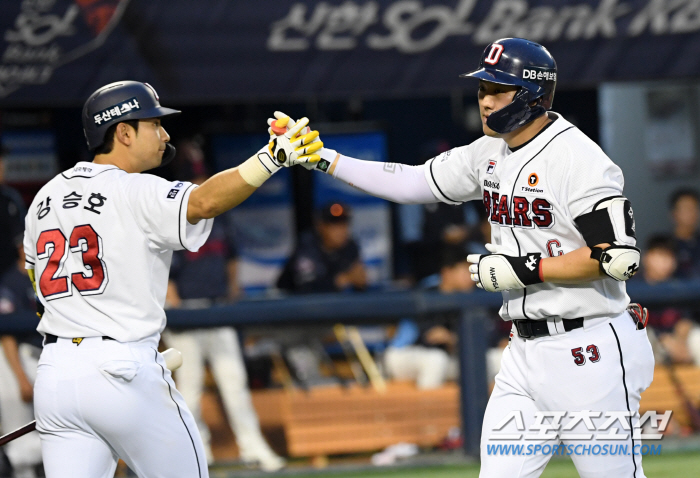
[513,317,584,339]
[44,334,115,345]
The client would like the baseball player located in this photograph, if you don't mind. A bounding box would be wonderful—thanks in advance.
[23,81,321,478]
[272,38,653,477]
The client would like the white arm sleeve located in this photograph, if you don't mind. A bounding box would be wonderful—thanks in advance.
[331,154,438,204]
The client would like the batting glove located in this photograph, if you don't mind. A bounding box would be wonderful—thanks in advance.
[258,116,323,170]
[268,111,336,173]
[467,243,544,292]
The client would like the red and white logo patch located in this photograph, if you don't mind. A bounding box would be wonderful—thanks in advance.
[486,160,497,174]
[484,44,504,65]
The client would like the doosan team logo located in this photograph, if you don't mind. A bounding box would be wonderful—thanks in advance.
[0,0,130,98]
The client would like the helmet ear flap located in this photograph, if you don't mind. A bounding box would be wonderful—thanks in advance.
[486,88,547,134]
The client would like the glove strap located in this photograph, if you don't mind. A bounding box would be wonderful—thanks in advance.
[507,253,544,286]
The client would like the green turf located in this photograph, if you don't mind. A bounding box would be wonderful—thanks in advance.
[278,451,700,478]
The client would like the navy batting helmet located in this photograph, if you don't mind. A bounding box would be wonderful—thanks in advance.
[461,38,556,134]
[82,81,180,151]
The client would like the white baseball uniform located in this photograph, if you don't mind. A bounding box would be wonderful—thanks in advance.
[322,112,655,478]
[23,162,212,478]
[425,113,654,477]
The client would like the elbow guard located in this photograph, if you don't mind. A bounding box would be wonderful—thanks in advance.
[590,244,640,281]
[576,196,640,281]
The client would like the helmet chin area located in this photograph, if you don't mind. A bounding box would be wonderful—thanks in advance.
[160,143,176,167]
[486,89,547,134]
[146,143,176,171]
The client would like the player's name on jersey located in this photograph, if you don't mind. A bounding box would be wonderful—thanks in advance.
[35,192,108,219]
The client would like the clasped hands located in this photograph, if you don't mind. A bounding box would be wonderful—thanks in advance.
[258,111,324,170]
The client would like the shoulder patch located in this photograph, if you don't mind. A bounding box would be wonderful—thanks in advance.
[166,182,185,200]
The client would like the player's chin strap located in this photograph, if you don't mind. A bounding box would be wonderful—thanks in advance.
[590,243,640,281]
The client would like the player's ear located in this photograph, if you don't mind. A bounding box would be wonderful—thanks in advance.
[115,122,134,147]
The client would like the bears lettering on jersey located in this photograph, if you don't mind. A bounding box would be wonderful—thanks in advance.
[483,190,553,229]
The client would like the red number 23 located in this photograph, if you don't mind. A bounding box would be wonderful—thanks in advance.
[36,225,108,300]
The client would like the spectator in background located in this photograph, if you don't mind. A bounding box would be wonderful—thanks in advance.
[0,146,26,277]
[163,140,285,472]
[636,235,700,365]
[0,242,43,478]
[669,188,700,279]
[277,202,367,293]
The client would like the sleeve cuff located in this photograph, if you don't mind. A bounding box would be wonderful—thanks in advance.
[178,185,213,251]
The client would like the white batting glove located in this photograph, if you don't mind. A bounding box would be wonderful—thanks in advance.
[467,243,544,292]
[268,111,336,173]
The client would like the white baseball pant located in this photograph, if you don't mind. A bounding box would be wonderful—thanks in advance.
[480,311,655,478]
[34,335,208,478]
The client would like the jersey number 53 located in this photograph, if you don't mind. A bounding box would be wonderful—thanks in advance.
[36,225,108,300]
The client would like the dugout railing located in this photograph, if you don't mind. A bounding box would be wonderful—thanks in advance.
[3,280,700,456]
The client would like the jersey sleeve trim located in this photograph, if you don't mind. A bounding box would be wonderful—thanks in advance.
[426,158,460,205]
[177,185,213,252]
[178,183,195,250]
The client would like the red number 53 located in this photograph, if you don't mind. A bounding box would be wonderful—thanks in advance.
[571,345,601,366]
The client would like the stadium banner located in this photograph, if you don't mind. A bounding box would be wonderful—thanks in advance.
[2,0,700,104]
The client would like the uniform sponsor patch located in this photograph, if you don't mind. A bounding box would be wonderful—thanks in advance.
[166,182,185,200]
[93,97,141,126]
[528,173,539,186]
[487,160,497,174]
[522,67,556,82]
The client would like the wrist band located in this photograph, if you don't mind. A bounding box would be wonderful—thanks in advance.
[316,148,338,174]
[238,153,272,187]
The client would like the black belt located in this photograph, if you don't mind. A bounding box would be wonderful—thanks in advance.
[45,333,115,344]
[513,318,584,339]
